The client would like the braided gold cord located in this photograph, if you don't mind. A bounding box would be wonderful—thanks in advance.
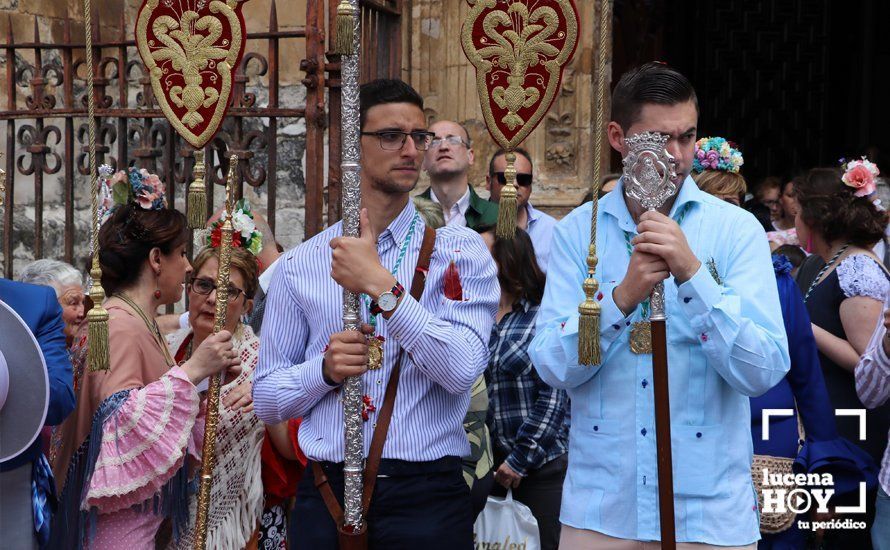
[578,0,612,366]
[84,0,110,372]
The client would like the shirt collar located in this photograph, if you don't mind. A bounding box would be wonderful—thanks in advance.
[430,187,471,213]
[602,174,704,233]
[257,256,282,293]
[515,298,532,313]
[525,202,543,224]
[377,198,419,250]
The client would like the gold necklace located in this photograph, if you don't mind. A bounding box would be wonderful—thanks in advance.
[114,293,175,365]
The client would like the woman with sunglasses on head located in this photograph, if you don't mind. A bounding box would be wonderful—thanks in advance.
[166,200,301,550]
[50,168,239,549]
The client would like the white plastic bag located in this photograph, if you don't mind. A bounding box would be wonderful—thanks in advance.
[473,490,540,550]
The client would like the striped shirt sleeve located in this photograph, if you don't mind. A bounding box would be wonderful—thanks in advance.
[253,249,329,425]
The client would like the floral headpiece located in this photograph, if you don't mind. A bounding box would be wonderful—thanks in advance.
[97,165,167,224]
[206,198,263,256]
[693,137,744,174]
[840,156,879,198]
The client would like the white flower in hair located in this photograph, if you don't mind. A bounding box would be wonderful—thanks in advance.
[232,210,256,239]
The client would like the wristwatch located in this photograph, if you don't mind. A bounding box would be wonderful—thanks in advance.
[370,282,405,315]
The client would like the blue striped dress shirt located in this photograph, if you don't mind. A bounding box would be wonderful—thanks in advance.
[253,200,500,462]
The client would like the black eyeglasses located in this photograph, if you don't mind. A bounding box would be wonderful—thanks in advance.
[361,131,436,151]
[189,277,246,300]
[429,135,470,149]
[494,172,533,187]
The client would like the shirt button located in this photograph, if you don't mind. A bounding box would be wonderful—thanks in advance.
[696,432,702,438]
[641,379,648,388]
[593,425,599,432]
[641,428,647,436]
[377,379,382,385]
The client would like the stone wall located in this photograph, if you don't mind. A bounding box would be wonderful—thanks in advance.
[407,0,610,218]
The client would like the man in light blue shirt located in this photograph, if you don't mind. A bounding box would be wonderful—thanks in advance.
[529,62,789,548]
[487,148,558,272]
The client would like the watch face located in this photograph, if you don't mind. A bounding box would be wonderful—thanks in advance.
[378,292,398,311]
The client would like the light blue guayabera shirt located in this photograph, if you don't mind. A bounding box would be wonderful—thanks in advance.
[529,176,790,546]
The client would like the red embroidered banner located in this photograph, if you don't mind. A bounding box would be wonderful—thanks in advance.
[135,0,247,149]
[461,0,580,150]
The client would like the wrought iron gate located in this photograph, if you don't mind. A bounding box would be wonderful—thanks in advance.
[1,0,402,278]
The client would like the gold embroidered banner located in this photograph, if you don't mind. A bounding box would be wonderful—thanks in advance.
[461,0,580,150]
[136,0,247,149]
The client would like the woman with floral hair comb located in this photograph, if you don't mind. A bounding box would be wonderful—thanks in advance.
[795,160,890,547]
[50,167,239,549]
[166,199,302,550]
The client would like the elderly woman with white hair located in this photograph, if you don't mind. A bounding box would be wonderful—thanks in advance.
[19,259,85,346]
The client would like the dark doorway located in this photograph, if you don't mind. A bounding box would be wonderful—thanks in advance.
[612,0,889,189]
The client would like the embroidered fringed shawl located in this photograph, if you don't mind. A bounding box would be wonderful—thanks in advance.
[166,325,265,550]
[49,306,201,549]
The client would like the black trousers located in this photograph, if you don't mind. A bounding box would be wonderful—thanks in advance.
[290,457,473,550]
[490,454,568,550]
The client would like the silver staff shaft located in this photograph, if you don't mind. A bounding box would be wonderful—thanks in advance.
[339,0,364,531]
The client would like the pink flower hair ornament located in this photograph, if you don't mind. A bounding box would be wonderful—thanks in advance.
[97,165,167,224]
[841,156,879,198]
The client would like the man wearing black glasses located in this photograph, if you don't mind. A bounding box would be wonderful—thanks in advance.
[419,120,500,230]
[255,79,499,548]
[486,148,558,272]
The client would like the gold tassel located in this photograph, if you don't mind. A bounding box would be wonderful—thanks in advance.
[495,151,518,239]
[188,149,207,229]
[577,248,602,365]
[334,0,356,56]
[86,259,110,372]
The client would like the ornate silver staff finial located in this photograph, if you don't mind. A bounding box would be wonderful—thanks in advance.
[622,131,678,322]
[622,131,678,212]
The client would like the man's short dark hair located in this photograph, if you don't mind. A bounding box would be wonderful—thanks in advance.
[488,147,533,177]
[359,79,424,130]
[611,62,698,131]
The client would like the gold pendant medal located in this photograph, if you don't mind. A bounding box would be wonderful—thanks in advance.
[629,321,652,354]
[629,295,653,355]
[367,335,385,370]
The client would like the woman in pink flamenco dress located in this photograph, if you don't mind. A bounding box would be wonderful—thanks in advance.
[49,169,238,549]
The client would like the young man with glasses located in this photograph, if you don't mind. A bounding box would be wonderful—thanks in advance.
[486,148,558,272]
[419,120,500,229]
[254,79,499,548]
